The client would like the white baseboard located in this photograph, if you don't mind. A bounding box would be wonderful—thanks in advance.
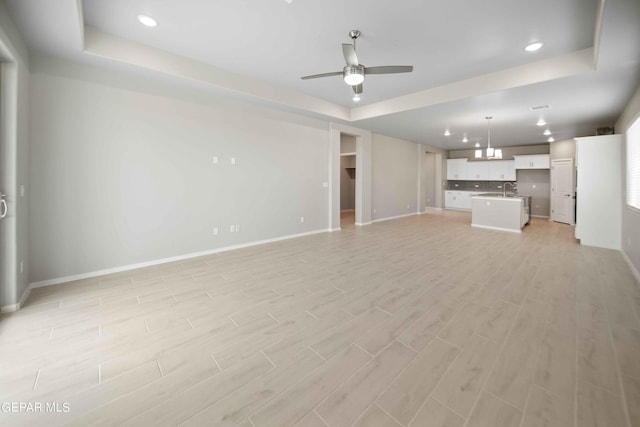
[444,207,471,212]
[622,250,640,284]
[328,227,342,232]
[1,285,32,313]
[424,207,443,211]
[28,228,331,290]
[354,222,372,226]
[371,212,417,224]
[532,215,550,218]
[471,224,522,234]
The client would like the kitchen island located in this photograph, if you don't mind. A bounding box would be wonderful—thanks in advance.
[471,193,531,233]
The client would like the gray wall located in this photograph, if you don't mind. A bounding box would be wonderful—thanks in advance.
[340,155,355,210]
[340,134,356,153]
[517,169,550,217]
[0,2,30,308]
[372,134,419,220]
[29,55,330,283]
[550,139,576,160]
[616,82,640,277]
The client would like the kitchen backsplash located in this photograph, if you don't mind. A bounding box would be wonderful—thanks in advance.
[446,174,551,217]
[446,181,513,191]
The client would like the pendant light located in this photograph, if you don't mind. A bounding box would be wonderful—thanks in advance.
[475,116,502,159]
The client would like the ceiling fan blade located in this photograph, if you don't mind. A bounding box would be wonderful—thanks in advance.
[365,65,414,75]
[352,84,363,95]
[300,71,343,80]
[342,44,359,66]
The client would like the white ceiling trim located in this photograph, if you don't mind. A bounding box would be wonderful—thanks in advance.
[83,26,351,121]
[592,0,606,68]
[350,48,595,122]
[63,0,613,128]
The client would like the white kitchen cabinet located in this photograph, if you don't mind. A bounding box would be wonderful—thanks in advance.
[445,191,456,208]
[513,154,550,169]
[445,190,474,210]
[489,160,516,181]
[466,162,490,180]
[446,159,468,180]
[460,192,473,209]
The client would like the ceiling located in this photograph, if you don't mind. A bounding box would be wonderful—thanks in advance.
[3,0,640,150]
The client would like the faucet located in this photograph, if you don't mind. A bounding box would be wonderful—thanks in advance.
[503,182,516,197]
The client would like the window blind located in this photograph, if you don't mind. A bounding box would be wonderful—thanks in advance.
[628,117,640,209]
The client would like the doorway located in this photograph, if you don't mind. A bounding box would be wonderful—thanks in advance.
[328,123,372,230]
[419,150,443,211]
[340,135,356,228]
[424,152,437,209]
[551,158,575,224]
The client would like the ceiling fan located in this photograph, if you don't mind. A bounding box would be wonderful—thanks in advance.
[301,30,414,97]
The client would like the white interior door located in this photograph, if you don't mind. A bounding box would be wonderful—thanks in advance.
[551,158,575,224]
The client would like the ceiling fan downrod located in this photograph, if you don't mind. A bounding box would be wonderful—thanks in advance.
[348,30,361,50]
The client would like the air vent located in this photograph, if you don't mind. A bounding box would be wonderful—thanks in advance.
[597,127,614,135]
[530,105,551,111]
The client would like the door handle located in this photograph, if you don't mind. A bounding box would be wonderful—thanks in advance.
[0,194,7,219]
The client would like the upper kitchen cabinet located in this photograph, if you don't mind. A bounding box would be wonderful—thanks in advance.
[447,158,468,180]
[513,154,550,169]
[466,161,490,180]
[488,160,516,181]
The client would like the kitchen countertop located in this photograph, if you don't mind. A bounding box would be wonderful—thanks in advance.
[472,193,531,200]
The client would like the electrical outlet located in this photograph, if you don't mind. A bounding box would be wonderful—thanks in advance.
[235,225,241,232]
[373,209,377,214]
[230,225,235,233]
[300,216,304,223]
[322,182,328,188]
[427,198,430,202]
[406,204,410,209]
[213,227,218,236]
[213,156,219,164]
[230,157,236,165]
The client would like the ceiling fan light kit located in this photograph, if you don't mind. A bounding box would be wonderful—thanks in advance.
[301,30,414,99]
[343,65,365,85]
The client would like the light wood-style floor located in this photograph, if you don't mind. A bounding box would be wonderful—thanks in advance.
[340,210,355,229]
[1,210,639,427]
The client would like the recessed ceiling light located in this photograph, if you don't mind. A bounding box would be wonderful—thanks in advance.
[475,142,480,148]
[548,137,555,142]
[137,15,158,27]
[543,129,551,136]
[352,94,360,102]
[537,119,547,126]
[444,129,451,136]
[462,136,468,143]
[525,42,544,52]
